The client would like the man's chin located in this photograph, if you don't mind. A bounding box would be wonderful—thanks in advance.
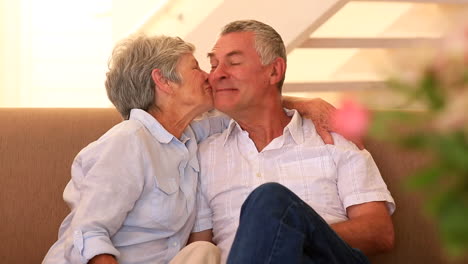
[214,101,236,115]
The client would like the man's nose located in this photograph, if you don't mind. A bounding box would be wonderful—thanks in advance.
[210,64,228,81]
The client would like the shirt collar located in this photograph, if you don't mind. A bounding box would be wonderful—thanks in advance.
[282,109,304,145]
[222,119,240,146]
[129,109,174,144]
[222,108,304,146]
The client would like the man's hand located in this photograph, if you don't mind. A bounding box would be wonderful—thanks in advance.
[88,254,118,264]
[282,96,365,149]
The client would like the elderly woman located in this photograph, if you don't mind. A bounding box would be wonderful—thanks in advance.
[43,35,227,264]
[42,34,339,264]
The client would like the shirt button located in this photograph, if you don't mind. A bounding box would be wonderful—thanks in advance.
[173,242,178,247]
[256,172,261,178]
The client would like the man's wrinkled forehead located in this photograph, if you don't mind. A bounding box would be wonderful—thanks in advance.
[207,32,254,59]
[207,50,244,60]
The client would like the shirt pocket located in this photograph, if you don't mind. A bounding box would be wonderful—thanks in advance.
[152,176,187,231]
[278,156,336,212]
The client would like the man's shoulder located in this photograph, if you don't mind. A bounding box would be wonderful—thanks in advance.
[299,116,360,151]
[297,117,326,146]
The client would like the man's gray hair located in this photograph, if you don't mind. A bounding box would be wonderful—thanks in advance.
[105,35,195,119]
[221,20,287,90]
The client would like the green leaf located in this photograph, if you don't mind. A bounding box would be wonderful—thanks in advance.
[406,166,442,189]
[420,71,445,110]
[436,195,468,256]
[401,133,430,149]
[461,68,468,84]
[434,132,468,173]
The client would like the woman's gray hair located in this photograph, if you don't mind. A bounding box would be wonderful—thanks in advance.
[221,20,287,90]
[105,35,195,119]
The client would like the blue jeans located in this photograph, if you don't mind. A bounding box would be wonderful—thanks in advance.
[226,183,370,264]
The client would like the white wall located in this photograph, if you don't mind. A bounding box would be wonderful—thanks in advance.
[0,0,22,106]
[0,0,165,107]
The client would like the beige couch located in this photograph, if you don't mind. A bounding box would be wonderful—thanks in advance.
[0,108,464,264]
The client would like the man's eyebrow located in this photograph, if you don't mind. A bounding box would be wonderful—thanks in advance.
[226,50,243,57]
[207,50,244,59]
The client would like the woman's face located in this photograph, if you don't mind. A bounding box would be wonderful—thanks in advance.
[172,53,213,113]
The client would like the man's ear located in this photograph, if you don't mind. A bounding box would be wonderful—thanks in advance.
[269,57,286,86]
[151,69,173,95]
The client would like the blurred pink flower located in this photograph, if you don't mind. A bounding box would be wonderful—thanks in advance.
[434,22,468,73]
[332,98,370,142]
[440,24,468,59]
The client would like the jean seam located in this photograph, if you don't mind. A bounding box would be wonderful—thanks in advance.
[265,201,301,264]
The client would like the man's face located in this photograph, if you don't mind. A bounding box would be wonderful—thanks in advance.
[172,53,213,112]
[208,32,272,114]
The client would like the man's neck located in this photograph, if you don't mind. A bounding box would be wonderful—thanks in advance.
[230,102,291,152]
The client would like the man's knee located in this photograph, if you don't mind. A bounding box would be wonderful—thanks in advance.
[241,182,322,222]
[255,182,288,194]
[247,182,294,203]
[241,182,296,214]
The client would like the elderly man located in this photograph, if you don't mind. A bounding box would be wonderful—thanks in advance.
[189,20,395,264]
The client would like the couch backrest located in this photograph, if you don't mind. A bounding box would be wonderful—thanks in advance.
[0,108,461,264]
[1,108,121,263]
